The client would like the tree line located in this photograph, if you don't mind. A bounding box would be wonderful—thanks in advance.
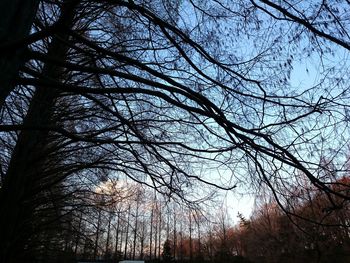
[26,174,349,263]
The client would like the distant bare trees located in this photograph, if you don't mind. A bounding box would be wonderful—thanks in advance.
[236,176,350,263]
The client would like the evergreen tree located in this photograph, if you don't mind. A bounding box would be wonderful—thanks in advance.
[162,239,173,262]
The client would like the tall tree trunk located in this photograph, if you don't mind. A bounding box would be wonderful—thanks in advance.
[74,212,83,256]
[140,220,145,259]
[0,0,40,108]
[220,213,227,262]
[124,204,131,259]
[189,212,193,262]
[94,209,102,260]
[208,228,213,262]
[166,208,170,239]
[0,1,78,261]
[154,202,158,259]
[114,212,121,259]
[158,206,162,259]
[119,229,124,259]
[149,193,155,260]
[173,206,177,260]
[180,220,183,263]
[197,214,201,259]
[132,193,140,259]
[105,212,113,259]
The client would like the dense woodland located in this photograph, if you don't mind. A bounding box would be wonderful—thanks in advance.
[1,0,350,262]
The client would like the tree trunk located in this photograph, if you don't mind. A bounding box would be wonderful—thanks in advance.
[124,204,131,259]
[197,215,201,259]
[189,213,193,262]
[173,206,177,260]
[0,0,40,108]
[180,220,183,262]
[74,212,83,256]
[105,212,113,259]
[114,212,121,259]
[132,194,140,259]
[158,206,162,259]
[94,209,102,260]
[208,228,213,262]
[140,220,145,259]
[154,202,158,259]
[149,194,155,260]
[0,1,78,261]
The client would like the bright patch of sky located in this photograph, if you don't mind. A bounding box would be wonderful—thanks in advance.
[225,191,255,224]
